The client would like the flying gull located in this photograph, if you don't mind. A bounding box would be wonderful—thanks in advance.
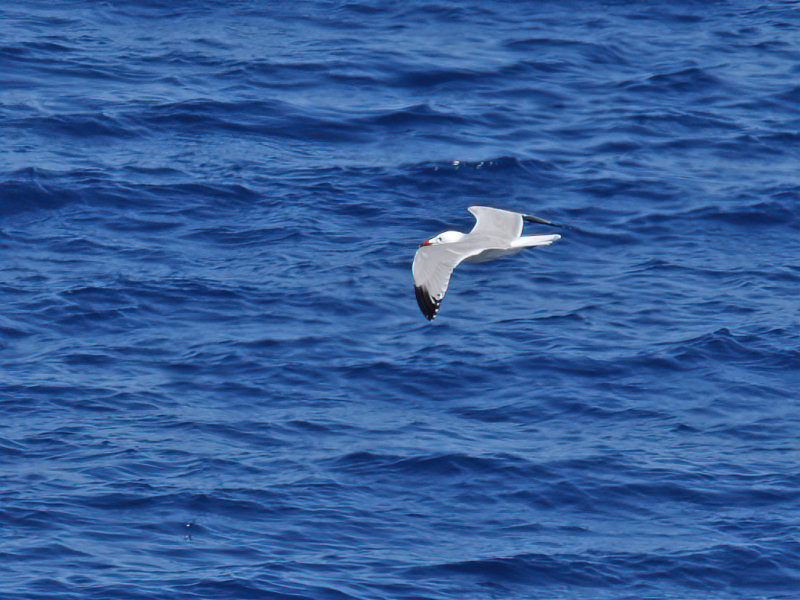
[412,206,562,320]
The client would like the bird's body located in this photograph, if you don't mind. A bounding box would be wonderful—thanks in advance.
[412,206,561,320]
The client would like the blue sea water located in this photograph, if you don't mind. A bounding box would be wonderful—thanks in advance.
[2,0,800,597]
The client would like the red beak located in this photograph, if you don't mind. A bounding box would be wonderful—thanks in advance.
[419,240,431,247]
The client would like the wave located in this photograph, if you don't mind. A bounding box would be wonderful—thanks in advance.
[406,544,800,593]
[0,168,261,217]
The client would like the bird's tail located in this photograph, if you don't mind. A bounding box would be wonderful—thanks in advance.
[511,234,561,248]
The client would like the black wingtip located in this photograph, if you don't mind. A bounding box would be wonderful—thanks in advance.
[523,213,559,227]
[415,285,440,321]
[524,213,577,231]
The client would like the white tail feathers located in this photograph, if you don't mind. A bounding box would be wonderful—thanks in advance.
[511,234,561,249]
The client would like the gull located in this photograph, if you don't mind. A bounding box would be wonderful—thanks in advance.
[412,206,562,320]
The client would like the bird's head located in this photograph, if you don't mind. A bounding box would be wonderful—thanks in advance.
[419,230,464,247]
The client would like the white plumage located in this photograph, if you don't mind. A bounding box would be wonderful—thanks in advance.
[412,206,561,320]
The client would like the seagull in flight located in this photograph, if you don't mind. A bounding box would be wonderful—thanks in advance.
[412,206,562,320]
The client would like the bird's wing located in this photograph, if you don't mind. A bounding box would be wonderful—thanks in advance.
[468,206,523,241]
[412,238,490,320]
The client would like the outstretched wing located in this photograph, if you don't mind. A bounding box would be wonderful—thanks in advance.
[412,240,483,320]
[468,206,523,241]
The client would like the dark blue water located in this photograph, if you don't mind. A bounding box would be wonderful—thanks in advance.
[3,1,800,598]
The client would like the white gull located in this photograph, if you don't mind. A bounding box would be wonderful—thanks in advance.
[412,206,562,320]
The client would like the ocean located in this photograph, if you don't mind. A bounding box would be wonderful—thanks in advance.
[2,1,800,598]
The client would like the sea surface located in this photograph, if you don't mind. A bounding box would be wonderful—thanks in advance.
[2,1,800,598]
